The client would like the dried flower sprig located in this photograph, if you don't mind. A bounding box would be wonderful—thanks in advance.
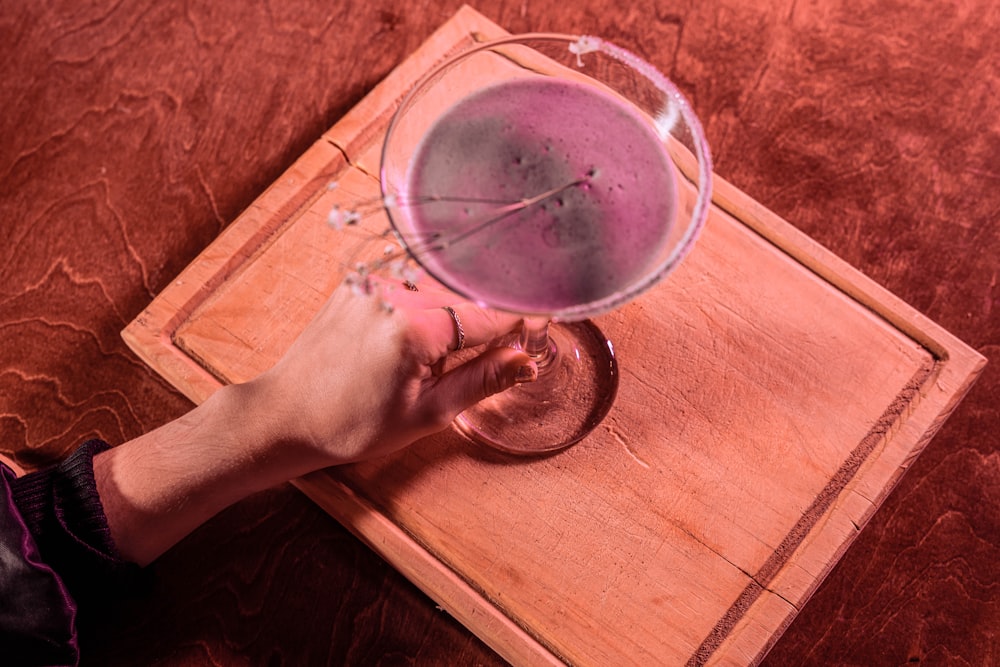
[325,171,596,310]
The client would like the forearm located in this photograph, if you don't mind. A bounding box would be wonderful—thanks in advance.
[90,281,531,567]
[92,381,323,566]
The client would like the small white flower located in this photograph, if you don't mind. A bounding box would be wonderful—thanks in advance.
[568,36,601,67]
[401,263,423,285]
[388,259,406,280]
[327,206,362,230]
[654,100,680,140]
[327,206,345,230]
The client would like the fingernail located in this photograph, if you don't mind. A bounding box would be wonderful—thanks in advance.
[515,363,538,384]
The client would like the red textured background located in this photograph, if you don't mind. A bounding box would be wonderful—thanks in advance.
[2,1,997,664]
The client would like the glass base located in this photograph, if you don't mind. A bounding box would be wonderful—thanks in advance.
[453,320,618,455]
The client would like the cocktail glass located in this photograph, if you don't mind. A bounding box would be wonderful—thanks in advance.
[380,33,712,454]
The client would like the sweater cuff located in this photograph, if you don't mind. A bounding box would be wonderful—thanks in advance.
[10,439,144,604]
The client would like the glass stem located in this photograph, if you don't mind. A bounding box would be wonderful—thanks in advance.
[519,316,557,375]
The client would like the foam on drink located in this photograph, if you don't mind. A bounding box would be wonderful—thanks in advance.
[405,76,677,314]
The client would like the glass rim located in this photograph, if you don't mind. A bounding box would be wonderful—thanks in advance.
[380,32,713,319]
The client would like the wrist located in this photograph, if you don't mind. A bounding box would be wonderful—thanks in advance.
[229,374,348,476]
[94,380,326,566]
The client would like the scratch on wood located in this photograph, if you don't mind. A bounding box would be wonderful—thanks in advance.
[324,137,381,186]
[606,425,650,468]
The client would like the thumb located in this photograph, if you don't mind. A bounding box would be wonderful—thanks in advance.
[432,347,537,419]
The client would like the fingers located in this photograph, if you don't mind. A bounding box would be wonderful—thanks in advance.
[433,302,522,351]
[384,278,523,358]
[339,275,523,360]
[381,277,455,309]
[427,346,537,422]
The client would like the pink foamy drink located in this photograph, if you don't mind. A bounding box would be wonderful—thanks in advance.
[405,76,677,315]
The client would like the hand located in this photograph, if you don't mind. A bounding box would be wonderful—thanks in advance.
[245,277,537,465]
[94,277,535,565]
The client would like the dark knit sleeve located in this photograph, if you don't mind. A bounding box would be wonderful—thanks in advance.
[2,462,78,665]
[8,440,143,606]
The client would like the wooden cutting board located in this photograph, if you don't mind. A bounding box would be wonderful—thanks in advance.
[122,6,985,665]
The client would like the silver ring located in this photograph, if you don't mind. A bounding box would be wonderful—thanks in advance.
[442,306,465,351]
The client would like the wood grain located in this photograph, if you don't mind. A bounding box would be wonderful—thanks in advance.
[119,10,984,662]
[2,1,997,665]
